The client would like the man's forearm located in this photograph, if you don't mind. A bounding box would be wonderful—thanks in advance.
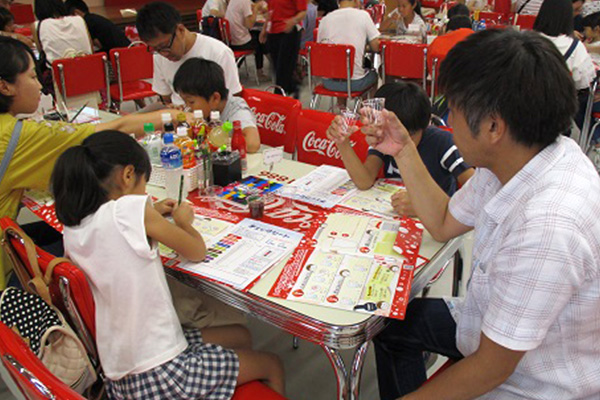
[393,143,454,241]
[338,142,375,190]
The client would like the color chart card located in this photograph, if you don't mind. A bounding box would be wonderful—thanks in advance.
[177,219,303,290]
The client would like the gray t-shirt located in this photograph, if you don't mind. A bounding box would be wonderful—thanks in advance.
[221,97,257,130]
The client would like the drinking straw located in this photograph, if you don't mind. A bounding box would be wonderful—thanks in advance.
[177,174,184,205]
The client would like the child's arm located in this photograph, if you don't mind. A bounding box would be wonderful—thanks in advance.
[243,126,261,153]
[144,201,206,262]
[327,116,382,190]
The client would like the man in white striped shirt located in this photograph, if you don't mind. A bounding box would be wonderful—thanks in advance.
[371,29,600,400]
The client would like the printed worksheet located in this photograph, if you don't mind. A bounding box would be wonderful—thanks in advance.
[159,215,235,258]
[313,213,400,259]
[340,179,405,218]
[177,219,303,290]
[281,165,356,208]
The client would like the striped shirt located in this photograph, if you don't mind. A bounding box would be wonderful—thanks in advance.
[369,126,469,195]
[512,0,542,15]
[449,136,600,399]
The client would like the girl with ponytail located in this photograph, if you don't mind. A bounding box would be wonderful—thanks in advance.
[51,130,285,400]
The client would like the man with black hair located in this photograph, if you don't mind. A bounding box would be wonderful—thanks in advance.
[136,1,241,107]
[367,29,600,400]
[64,0,130,53]
[327,81,473,216]
[173,57,260,153]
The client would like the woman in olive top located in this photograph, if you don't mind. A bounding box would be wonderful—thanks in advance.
[0,36,181,288]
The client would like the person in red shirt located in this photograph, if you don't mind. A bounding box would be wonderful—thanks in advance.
[259,0,306,98]
[427,15,473,72]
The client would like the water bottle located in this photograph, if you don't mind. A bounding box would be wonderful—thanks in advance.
[160,133,184,199]
[478,19,487,31]
[144,123,162,165]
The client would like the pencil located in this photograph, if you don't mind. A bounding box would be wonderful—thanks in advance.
[69,102,89,123]
[177,174,184,205]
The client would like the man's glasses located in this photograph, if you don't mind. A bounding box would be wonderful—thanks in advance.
[147,30,176,54]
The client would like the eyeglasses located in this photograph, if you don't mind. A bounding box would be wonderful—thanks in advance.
[147,30,177,54]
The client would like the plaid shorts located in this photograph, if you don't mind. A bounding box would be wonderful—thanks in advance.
[106,329,239,400]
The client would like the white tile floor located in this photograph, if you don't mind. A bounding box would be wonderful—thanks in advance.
[0,55,474,400]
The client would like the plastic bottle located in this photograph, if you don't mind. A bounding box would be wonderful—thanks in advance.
[160,133,184,199]
[207,111,228,151]
[478,19,486,31]
[176,112,191,136]
[231,120,247,173]
[162,113,175,137]
[144,123,162,165]
[191,110,206,141]
[222,121,233,150]
[175,126,197,168]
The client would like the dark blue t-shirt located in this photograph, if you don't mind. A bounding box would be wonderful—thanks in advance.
[368,126,469,195]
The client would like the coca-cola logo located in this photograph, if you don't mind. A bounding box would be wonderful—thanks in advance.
[251,107,286,135]
[301,131,356,159]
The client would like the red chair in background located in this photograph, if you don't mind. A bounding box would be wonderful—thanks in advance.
[421,0,444,9]
[306,42,375,109]
[0,322,85,400]
[51,52,110,109]
[241,88,301,154]
[9,3,35,25]
[477,11,505,25]
[381,41,428,90]
[295,109,368,167]
[513,13,536,30]
[218,18,259,85]
[109,44,157,112]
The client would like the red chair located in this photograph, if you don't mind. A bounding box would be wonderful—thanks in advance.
[421,0,444,9]
[9,3,35,25]
[218,18,259,85]
[241,88,301,154]
[295,109,369,167]
[381,41,428,90]
[477,11,505,25]
[109,44,157,111]
[306,42,375,109]
[0,322,85,400]
[232,382,286,400]
[197,9,203,30]
[51,52,110,109]
[513,13,536,30]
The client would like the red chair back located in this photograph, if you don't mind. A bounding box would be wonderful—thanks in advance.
[307,42,355,80]
[218,18,233,46]
[241,88,301,153]
[197,9,203,24]
[514,14,536,30]
[381,41,428,87]
[232,381,287,400]
[0,322,85,400]
[296,109,368,167]
[9,3,35,25]
[421,0,444,8]
[51,53,109,98]
[0,218,97,358]
[110,45,154,83]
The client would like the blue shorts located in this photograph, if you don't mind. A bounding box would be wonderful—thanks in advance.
[322,69,378,93]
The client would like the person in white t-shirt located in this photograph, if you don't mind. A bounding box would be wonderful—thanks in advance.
[203,0,228,18]
[53,130,285,399]
[317,0,379,97]
[136,1,242,107]
[225,0,268,76]
[380,0,426,35]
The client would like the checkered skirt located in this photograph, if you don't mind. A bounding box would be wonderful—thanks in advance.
[106,329,239,400]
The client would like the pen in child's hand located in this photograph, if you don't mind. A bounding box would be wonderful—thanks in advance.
[177,175,184,205]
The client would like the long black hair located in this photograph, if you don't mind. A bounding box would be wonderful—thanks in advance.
[51,131,152,227]
[0,36,36,113]
[34,0,68,21]
[533,0,574,36]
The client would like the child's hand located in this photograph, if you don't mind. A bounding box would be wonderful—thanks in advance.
[172,202,195,227]
[391,189,416,217]
[154,198,176,215]
[361,109,411,156]
[327,116,357,146]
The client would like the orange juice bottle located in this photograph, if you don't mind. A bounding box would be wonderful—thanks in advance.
[175,126,197,168]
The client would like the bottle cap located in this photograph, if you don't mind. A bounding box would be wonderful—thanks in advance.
[210,111,220,121]
[222,121,233,133]
[163,133,174,144]
[143,122,154,133]
[176,126,188,137]
[176,112,187,122]
[193,110,204,119]
[161,113,172,123]
[233,120,242,130]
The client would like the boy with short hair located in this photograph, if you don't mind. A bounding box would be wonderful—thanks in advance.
[173,57,260,153]
[327,81,473,216]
